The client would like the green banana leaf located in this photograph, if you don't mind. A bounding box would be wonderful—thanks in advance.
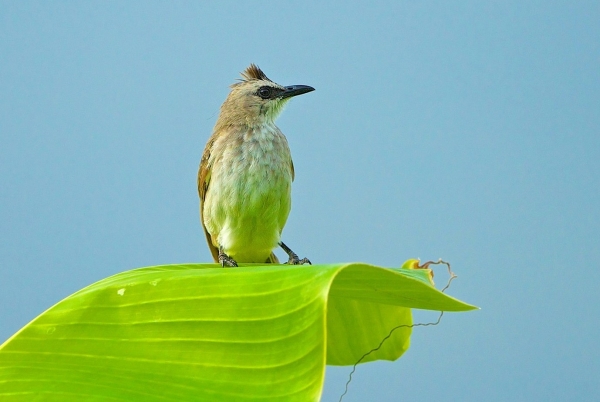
[0,262,477,401]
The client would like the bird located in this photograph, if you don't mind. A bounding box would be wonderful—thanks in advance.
[198,64,314,267]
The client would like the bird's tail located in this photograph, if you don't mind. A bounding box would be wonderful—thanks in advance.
[266,252,280,264]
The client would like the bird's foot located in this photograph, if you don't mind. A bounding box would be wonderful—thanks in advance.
[279,242,311,265]
[218,249,238,268]
[287,255,312,265]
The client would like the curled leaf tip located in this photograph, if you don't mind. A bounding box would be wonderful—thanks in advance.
[400,258,435,285]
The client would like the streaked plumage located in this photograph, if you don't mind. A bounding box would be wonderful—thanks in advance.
[198,64,313,267]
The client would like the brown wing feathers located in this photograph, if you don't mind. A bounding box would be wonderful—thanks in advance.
[198,144,220,262]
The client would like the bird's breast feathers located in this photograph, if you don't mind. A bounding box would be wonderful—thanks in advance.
[203,125,293,261]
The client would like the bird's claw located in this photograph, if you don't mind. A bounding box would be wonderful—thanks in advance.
[218,251,238,268]
[285,254,312,265]
[279,241,311,265]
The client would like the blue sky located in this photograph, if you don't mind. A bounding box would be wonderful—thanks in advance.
[1,1,599,401]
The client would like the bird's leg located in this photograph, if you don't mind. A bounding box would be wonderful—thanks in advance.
[279,242,311,265]
[218,247,238,268]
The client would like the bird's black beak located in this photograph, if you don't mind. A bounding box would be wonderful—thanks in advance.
[280,85,315,99]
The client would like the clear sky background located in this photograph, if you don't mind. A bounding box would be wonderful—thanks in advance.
[1,1,599,401]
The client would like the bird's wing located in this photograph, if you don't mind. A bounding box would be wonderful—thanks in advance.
[198,138,220,263]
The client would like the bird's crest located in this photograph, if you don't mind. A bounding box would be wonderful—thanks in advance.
[239,64,272,83]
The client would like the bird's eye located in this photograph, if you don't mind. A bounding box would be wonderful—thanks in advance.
[257,87,272,99]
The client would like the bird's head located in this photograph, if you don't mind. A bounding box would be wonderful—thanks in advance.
[216,64,314,128]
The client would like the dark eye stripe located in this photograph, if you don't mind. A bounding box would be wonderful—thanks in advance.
[257,86,284,100]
